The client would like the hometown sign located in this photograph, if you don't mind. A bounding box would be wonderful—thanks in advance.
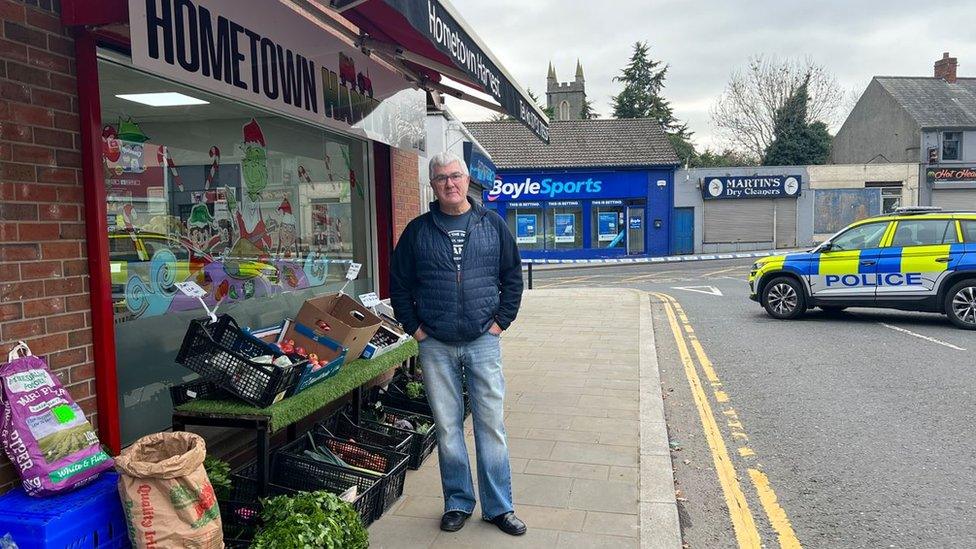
[702,175,802,200]
[128,0,424,150]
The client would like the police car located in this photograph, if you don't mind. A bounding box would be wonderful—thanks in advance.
[749,208,976,330]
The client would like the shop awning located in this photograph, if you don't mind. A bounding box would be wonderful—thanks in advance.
[328,0,550,143]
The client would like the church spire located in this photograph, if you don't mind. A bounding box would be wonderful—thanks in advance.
[548,61,557,81]
[575,59,584,81]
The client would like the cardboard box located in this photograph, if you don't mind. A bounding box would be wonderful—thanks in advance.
[286,293,382,365]
[361,323,410,359]
[276,318,348,394]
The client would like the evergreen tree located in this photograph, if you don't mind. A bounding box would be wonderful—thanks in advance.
[580,98,597,119]
[763,78,832,165]
[692,148,759,168]
[612,41,695,165]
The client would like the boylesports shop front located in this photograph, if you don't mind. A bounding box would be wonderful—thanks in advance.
[467,120,680,259]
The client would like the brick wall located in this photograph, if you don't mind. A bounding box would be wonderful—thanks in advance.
[0,0,94,493]
[391,147,420,245]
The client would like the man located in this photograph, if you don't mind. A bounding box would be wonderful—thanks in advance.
[390,152,526,536]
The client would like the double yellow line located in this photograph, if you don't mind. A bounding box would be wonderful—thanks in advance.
[651,292,801,549]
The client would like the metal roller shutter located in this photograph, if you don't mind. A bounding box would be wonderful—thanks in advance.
[774,199,797,248]
[931,189,976,210]
[703,200,774,243]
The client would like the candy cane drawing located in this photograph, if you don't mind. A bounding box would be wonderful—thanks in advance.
[205,146,220,190]
[121,203,137,242]
[341,147,364,199]
[297,165,311,184]
[158,147,184,192]
[325,151,339,191]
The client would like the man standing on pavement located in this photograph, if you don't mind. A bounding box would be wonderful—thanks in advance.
[390,152,526,536]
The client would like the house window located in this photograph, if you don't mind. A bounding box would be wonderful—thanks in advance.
[866,181,903,214]
[942,131,962,160]
[880,187,902,213]
[559,100,570,121]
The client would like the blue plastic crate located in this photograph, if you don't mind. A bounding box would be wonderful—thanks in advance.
[0,472,130,549]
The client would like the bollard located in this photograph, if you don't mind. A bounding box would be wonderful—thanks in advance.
[527,263,533,290]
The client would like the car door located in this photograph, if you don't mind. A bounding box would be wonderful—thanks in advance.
[875,217,960,299]
[810,221,891,299]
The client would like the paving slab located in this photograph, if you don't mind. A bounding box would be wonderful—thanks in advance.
[367,288,679,548]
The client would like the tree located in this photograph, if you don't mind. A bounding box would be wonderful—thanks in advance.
[710,55,844,160]
[762,78,832,166]
[692,148,758,168]
[612,41,695,165]
[490,88,552,121]
[580,98,597,119]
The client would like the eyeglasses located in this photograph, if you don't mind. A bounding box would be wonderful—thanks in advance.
[431,172,466,185]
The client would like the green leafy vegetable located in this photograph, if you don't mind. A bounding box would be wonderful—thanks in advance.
[251,490,368,549]
[405,381,425,400]
[203,456,232,499]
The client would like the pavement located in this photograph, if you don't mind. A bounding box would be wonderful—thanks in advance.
[368,288,681,548]
[528,259,976,548]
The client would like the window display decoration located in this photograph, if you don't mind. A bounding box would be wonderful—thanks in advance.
[204,146,220,190]
[554,213,575,243]
[105,114,352,322]
[237,118,273,251]
[516,214,538,244]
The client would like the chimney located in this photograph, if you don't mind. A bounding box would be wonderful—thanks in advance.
[934,52,958,83]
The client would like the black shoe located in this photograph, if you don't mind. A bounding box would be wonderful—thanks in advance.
[440,511,471,532]
[484,512,527,536]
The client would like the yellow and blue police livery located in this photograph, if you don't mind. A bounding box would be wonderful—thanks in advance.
[748,208,976,330]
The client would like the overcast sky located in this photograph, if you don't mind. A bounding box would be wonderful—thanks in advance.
[446,0,976,151]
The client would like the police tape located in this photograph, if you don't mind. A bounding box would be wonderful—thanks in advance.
[520,251,789,265]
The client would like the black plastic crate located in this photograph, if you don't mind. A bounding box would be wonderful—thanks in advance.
[271,435,385,525]
[307,430,409,518]
[219,467,297,547]
[175,314,306,408]
[385,370,472,418]
[375,385,472,420]
[224,462,374,542]
[321,413,414,457]
[169,378,231,406]
[362,407,437,470]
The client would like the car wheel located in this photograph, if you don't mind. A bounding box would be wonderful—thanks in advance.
[819,306,847,315]
[945,279,976,330]
[761,277,806,320]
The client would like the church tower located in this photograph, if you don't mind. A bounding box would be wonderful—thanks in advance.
[546,60,587,121]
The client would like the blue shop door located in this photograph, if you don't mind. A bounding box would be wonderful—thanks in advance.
[672,208,694,255]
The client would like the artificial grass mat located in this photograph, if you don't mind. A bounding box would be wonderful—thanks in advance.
[174,339,418,432]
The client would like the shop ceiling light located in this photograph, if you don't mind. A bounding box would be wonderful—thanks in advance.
[115,92,209,107]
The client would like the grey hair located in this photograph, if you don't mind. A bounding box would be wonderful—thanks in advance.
[428,152,468,178]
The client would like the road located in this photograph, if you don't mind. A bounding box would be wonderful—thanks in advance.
[529,259,975,549]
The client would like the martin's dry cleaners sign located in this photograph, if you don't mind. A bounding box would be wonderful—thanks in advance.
[702,175,802,200]
[129,0,425,151]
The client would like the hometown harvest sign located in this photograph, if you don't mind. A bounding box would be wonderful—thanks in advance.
[129,0,425,151]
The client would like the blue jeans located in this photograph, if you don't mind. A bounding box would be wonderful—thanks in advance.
[418,332,513,520]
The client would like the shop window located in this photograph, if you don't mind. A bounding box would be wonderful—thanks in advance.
[942,131,961,160]
[591,202,626,249]
[880,187,902,213]
[546,202,583,249]
[506,203,544,250]
[98,53,373,443]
